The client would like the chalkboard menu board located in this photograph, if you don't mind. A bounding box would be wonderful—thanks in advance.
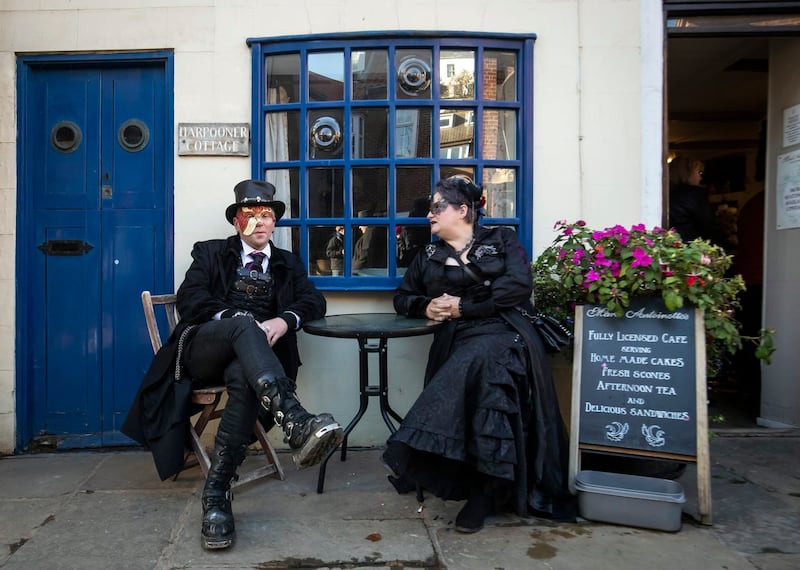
[577,298,697,457]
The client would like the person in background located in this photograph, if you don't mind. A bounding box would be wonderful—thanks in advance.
[326,225,345,275]
[123,179,343,551]
[382,176,575,533]
[352,210,387,271]
[398,196,432,267]
[668,155,727,247]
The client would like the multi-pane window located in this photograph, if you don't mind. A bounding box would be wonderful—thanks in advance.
[248,33,534,290]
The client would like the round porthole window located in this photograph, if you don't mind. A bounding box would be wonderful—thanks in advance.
[118,119,150,152]
[50,121,82,153]
[310,116,342,152]
[397,57,431,96]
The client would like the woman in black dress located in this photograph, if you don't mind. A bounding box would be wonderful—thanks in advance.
[383,176,575,532]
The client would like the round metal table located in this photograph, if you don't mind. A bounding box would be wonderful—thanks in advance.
[302,313,442,493]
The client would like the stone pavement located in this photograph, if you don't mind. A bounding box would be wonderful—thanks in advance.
[1,429,799,569]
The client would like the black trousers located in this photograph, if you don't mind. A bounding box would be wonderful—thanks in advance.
[183,317,287,441]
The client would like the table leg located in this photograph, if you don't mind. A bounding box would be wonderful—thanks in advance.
[378,338,403,430]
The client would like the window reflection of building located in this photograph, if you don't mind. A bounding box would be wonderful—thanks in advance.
[256,37,528,287]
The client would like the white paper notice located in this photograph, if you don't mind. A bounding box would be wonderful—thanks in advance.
[784,104,800,147]
[776,149,800,230]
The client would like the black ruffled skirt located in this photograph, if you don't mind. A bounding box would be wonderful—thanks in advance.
[384,319,530,505]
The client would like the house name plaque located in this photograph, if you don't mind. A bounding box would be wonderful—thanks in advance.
[178,123,250,156]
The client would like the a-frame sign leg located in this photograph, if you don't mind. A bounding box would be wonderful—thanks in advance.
[695,309,712,524]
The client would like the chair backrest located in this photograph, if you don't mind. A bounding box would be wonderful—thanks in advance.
[141,291,179,354]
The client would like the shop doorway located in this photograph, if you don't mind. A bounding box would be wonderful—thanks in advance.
[666,36,768,427]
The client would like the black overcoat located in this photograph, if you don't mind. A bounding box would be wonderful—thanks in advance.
[122,235,326,480]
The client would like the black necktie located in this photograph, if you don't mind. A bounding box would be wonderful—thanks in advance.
[246,251,266,272]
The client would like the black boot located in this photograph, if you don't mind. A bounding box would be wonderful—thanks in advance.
[200,433,247,550]
[256,376,343,469]
[455,491,495,533]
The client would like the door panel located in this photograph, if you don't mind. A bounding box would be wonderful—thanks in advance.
[103,67,164,210]
[102,210,165,441]
[35,69,101,211]
[21,58,170,449]
[34,213,102,436]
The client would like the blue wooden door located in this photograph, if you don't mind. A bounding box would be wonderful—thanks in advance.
[19,58,172,449]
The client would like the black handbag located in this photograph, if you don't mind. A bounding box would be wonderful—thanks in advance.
[516,307,574,354]
[450,248,573,353]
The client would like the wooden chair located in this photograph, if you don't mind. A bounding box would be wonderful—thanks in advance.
[141,290,285,487]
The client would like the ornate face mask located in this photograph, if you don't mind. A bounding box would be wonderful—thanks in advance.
[236,206,275,236]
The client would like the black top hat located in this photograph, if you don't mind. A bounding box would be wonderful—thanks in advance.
[225,179,286,224]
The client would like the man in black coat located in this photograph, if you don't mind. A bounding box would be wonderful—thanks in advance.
[123,179,342,551]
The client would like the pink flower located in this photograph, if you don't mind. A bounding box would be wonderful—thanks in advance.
[701,255,711,265]
[630,247,652,268]
[593,252,612,267]
[631,223,646,232]
[585,269,601,282]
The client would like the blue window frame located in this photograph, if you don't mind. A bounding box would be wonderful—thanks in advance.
[248,32,535,290]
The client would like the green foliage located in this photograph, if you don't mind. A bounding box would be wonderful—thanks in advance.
[533,220,775,377]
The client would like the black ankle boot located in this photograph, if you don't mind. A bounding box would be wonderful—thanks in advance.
[455,492,495,533]
[201,434,247,550]
[256,376,343,469]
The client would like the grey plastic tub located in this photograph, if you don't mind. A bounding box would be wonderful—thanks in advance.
[575,470,686,532]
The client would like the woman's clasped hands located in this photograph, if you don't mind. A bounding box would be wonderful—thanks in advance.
[426,293,461,322]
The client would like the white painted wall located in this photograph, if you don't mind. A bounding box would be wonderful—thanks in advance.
[760,38,800,428]
[0,0,653,452]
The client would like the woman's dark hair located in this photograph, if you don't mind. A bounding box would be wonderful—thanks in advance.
[434,176,485,225]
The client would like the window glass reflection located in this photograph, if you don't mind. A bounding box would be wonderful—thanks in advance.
[309,225,343,276]
[265,110,299,161]
[352,49,388,100]
[308,167,343,218]
[352,108,388,158]
[395,108,431,158]
[266,53,301,104]
[440,50,475,100]
[265,167,299,252]
[353,167,388,218]
[352,225,388,276]
[439,107,475,159]
[440,166,475,183]
[482,109,516,160]
[308,51,344,101]
[396,193,431,268]
[483,168,516,218]
[483,50,517,101]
